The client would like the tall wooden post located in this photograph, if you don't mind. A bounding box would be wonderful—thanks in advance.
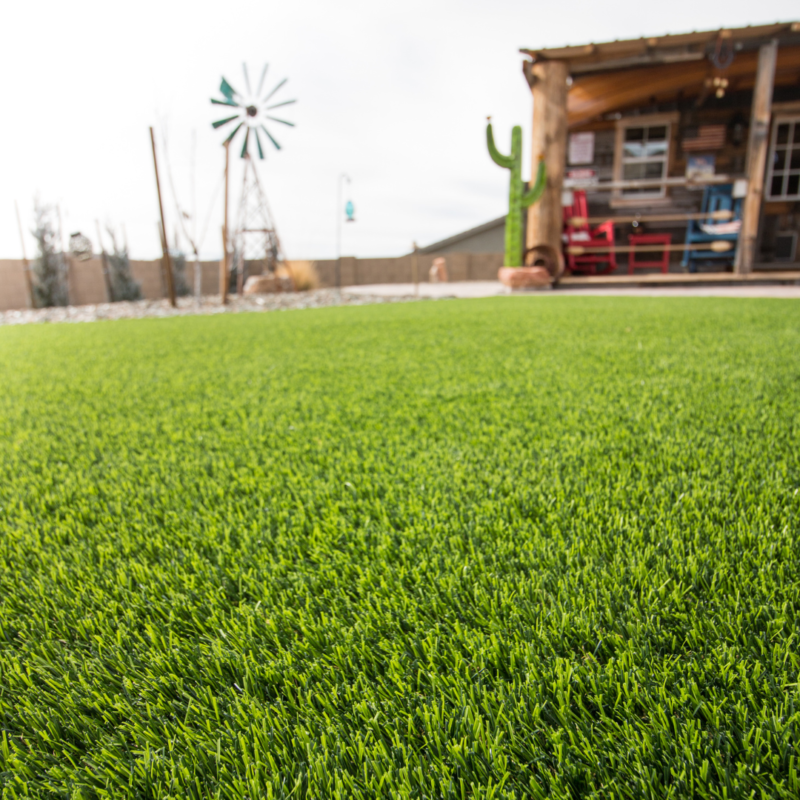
[526,60,568,263]
[736,40,778,274]
[220,141,231,304]
[14,201,36,309]
[149,127,177,306]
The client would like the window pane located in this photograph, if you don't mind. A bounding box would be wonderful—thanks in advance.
[645,141,668,157]
[793,124,800,144]
[773,148,786,171]
[790,150,800,170]
[625,127,645,142]
[644,161,665,179]
[788,174,800,196]
[776,124,790,145]
[771,175,784,196]
[648,126,667,141]
[623,142,645,158]
[623,163,647,180]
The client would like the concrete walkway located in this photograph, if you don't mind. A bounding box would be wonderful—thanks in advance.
[345,281,800,299]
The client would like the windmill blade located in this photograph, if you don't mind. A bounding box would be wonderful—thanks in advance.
[223,121,245,144]
[211,98,240,107]
[212,114,239,129]
[240,127,251,158]
[254,128,265,159]
[260,125,281,150]
[266,99,296,110]
[242,63,252,95]
[262,77,287,104]
[256,64,269,96]
[220,77,238,101]
[266,115,295,127]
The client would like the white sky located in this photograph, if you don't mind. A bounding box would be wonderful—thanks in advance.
[1,0,796,260]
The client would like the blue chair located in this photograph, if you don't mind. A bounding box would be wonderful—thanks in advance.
[682,185,742,272]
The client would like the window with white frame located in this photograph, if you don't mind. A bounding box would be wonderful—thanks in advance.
[767,117,800,200]
[615,120,671,200]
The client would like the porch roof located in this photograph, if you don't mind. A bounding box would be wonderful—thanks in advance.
[520,22,800,127]
[521,22,800,75]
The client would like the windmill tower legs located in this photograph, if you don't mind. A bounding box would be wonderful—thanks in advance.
[233,154,285,292]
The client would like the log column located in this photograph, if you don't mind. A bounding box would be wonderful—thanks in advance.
[526,59,568,262]
[736,39,778,274]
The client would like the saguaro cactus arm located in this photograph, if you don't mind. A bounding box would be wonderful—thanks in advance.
[522,156,547,208]
[486,121,514,169]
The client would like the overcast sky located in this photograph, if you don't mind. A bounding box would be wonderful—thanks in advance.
[1,0,796,261]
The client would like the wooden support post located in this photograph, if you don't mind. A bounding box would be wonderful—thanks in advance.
[221,141,230,304]
[736,39,778,274]
[526,59,568,263]
[149,127,177,307]
[14,201,36,309]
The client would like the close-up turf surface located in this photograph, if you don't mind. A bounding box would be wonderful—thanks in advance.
[1,296,799,799]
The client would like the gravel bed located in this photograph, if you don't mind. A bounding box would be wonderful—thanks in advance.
[0,290,425,327]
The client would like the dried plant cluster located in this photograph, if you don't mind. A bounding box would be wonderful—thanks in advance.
[0,298,798,798]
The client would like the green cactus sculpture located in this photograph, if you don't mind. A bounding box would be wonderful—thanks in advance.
[486,119,546,267]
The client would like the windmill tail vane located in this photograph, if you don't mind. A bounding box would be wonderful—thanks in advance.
[211,63,296,158]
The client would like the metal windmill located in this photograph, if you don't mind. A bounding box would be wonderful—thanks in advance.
[211,64,295,289]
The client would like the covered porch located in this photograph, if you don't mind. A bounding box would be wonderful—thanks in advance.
[521,22,800,281]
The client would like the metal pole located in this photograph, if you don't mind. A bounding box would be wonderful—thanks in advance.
[57,204,72,305]
[194,251,202,304]
[95,220,114,302]
[412,241,419,297]
[336,173,350,288]
[15,201,36,309]
[221,141,230,304]
[149,126,177,307]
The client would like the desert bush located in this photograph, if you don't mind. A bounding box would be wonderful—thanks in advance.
[105,227,142,302]
[30,202,68,307]
[171,251,191,297]
[278,260,320,291]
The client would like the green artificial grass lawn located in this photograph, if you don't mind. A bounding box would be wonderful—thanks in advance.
[0,296,799,799]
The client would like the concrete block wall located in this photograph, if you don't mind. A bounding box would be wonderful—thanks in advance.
[0,252,503,311]
[307,252,503,288]
[68,259,108,306]
[0,260,31,311]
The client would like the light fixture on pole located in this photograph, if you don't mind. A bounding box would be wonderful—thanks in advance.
[336,173,352,288]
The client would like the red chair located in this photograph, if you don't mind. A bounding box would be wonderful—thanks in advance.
[562,190,617,275]
[627,233,672,274]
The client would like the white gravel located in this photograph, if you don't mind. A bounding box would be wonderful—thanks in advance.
[0,290,426,327]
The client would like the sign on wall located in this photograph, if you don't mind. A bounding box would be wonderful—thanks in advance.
[686,155,716,180]
[568,132,595,165]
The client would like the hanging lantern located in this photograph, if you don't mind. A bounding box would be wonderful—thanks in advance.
[345,200,355,222]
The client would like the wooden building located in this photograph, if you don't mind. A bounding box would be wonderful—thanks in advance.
[521,22,800,275]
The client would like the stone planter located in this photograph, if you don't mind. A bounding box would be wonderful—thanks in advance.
[498,266,552,290]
